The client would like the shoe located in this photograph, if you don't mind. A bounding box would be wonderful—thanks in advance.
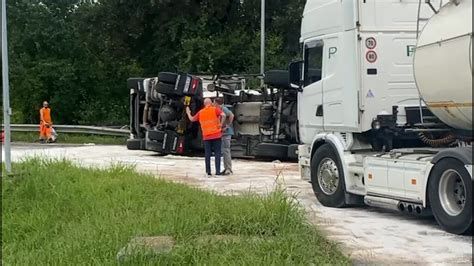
[206,173,212,178]
[220,169,232,176]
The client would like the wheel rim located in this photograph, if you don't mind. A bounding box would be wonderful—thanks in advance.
[317,158,339,195]
[438,169,466,216]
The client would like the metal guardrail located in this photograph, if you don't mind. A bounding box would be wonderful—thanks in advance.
[2,124,130,137]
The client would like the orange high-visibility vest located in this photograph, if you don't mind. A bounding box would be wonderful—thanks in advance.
[40,107,52,124]
[199,106,221,137]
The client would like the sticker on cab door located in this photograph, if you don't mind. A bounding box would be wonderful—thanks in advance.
[365,37,377,49]
[366,51,377,63]
[367,89,375,98]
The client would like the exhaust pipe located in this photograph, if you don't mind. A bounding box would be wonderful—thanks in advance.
[415,206,423,214]
[364,196,400,211]
[397,202,405,212]
[397,201,431,216]
[365,196,432,216]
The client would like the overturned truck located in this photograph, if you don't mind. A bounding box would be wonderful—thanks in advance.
[127,71,299,160]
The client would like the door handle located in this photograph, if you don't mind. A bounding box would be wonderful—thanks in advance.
[316,105,324,117]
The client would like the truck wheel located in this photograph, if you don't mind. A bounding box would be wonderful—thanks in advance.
[127,139,144,150]
[428,158,472,235]
[155,82,176,95]
[311,144,346,207]
[158,72,178,84]
[264,70,289,89]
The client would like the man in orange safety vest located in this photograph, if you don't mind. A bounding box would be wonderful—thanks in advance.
[186,98,226,177]
[39,101,53,143]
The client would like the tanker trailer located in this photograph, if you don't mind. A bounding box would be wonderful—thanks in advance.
[414,0,472,131]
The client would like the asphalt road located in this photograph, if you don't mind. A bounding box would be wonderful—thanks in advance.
[3,143,473,265]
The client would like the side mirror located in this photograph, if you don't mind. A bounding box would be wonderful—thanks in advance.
[289,61,303,92]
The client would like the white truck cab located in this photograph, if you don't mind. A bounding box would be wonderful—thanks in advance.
[290,0,472,235]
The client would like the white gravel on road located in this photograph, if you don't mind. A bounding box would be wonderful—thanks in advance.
[3,144,472,265]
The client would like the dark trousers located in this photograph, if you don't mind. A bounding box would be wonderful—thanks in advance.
[204,138,222,175]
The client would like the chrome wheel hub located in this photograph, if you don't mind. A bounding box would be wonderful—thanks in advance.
[439,169,466,216]
[317,158,339,195]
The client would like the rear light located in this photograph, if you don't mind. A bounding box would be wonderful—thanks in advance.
[191,79,200,93]
[177,138,185,154]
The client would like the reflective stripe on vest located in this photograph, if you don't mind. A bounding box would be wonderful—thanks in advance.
[199,106,221,137]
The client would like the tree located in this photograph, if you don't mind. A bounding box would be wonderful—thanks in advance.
[7,0,305,125]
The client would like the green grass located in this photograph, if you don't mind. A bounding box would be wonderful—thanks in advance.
[11,131,126,145]
[2,159,349,265]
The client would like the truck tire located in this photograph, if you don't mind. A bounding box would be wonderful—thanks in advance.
[311,143,346,207]
[127,139,144,150]
[158,72,178,84]
[428,158,472,235]
[264,70,290,89]
[155,82,179,96]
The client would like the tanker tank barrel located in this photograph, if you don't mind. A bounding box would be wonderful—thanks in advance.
[413,0,472,131]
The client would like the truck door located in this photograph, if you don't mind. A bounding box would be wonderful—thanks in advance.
[321,33,359,131]
[298,40,324,144]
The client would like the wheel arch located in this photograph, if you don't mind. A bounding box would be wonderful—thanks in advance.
[310,138,328,159]
[310,133,350,190]
[431,147,473,166]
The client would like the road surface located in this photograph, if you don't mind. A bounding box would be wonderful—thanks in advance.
[3,143,472,265]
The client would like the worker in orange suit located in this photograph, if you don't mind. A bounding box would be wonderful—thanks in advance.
[186,98,226,177]
[39,101,53,143]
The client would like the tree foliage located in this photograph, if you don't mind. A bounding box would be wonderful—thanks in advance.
[6,0,305,125]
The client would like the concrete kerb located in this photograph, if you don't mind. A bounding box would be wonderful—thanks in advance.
[116,235,275,263]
